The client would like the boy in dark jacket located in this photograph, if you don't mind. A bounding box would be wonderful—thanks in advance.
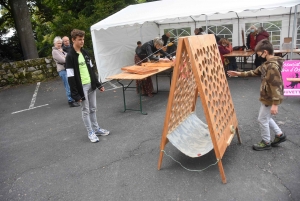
[66,29,110,143]
[227,39,286,151]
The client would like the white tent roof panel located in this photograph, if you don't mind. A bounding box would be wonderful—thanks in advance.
[91,0,299,30]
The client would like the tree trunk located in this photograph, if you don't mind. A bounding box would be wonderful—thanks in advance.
[8,0,39,60]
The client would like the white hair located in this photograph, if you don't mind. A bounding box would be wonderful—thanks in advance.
[153,37,163,46]
[53,36,62,44]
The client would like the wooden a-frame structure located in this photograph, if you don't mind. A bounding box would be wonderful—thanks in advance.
[157,35,242,184]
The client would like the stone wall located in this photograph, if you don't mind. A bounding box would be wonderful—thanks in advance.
[0,57,58,87]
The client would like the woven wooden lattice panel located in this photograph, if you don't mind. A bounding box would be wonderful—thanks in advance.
[161,34,239,160]
[158,35,240,183]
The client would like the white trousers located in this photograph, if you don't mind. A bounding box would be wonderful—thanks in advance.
[257,103,282,142]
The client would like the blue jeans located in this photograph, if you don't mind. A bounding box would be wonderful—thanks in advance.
[81,83,100,133]
[228,57,238,71]
[58,70,73,102]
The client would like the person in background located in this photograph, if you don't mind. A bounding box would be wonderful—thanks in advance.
[66,29,110,143]
[62,36,72,53]
[135,37,171,97]
[162,32,171,46]
[199,28,206,35]
[194,28,201,35]
[52,36,80,107]
[255,27,269,67]
[208,31,220,43]
[246,25,257,51]
[166,38,177,57]
[227,39,286,151]
[218,38,238,71]
[135,41,142,55]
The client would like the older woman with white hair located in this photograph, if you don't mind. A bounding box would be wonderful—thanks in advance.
[52,36,79,107]
[246,25,257,51]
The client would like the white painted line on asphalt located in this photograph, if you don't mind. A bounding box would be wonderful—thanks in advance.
[105,85,125,91]
[106,81,118,88]
[11,82,49,114]
[29,82,40,109]
[12,104,49,114]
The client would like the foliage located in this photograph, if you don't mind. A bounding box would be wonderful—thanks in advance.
[1,0,160,61]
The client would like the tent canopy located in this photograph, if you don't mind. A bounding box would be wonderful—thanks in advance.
[91,0,299,81]
[91,0,299,30]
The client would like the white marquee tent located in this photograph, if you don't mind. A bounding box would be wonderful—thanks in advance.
[91,0,300,82]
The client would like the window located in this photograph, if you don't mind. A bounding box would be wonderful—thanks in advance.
[204,25,233,42]
[164,27,191,43]
[245,21,282,49]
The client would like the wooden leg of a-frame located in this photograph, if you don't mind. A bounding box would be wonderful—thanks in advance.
[236,127,242,144]
[157,138,169,170]
[218,159,227,184]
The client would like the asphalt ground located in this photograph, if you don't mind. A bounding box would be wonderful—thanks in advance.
[0,65,299,201]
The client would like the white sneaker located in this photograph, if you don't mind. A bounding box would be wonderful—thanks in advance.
[88,131,99,143]
[95,128,110,136]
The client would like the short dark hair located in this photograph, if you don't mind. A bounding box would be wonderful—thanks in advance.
[255,39,273,55]
[199,28,204,32]
[170,38,175,43]
[71,29,85,40]
[137,41,142,45]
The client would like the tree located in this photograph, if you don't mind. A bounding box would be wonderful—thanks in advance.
[8,0,38,59]
[1,0,149,61]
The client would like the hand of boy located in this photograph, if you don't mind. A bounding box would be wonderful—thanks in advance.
[99,86,105,92]
[227,71,240,77]
[271,104,278,115]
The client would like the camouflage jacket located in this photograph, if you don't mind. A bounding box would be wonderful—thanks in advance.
[240,56,284,106]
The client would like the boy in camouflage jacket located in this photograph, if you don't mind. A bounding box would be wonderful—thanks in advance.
[227,39,286,151]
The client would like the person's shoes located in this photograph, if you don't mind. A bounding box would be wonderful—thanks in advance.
[252,140,272,151]
[95,128,110,136]
[69,101,80,107]
[88,131,99,143]
[271,133,286,147]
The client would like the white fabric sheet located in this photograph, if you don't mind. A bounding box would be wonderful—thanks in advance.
[167,113,213,158]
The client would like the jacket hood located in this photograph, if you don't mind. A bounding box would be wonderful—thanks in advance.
[265,56,284,71]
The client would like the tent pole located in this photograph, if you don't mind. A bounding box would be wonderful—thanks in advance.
[288,7,292,37]
[291,5,298,60]
[236,12,240,46]
[206,15,208,33]
[190,16,196,33]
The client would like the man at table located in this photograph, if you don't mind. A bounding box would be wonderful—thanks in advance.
[162,32,171,46]
[134,37,171,97]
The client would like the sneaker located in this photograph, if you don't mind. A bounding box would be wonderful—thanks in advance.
[252,140,271,151]
[271,133,286,147]
[88,131,99,143]
[69,101,80,107]
[95,128,110,136]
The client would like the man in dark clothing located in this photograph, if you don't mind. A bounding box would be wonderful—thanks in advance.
[161,32,171,46]
[137,37,172,62]
[62,36,73,53]
[166,38,177,57]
